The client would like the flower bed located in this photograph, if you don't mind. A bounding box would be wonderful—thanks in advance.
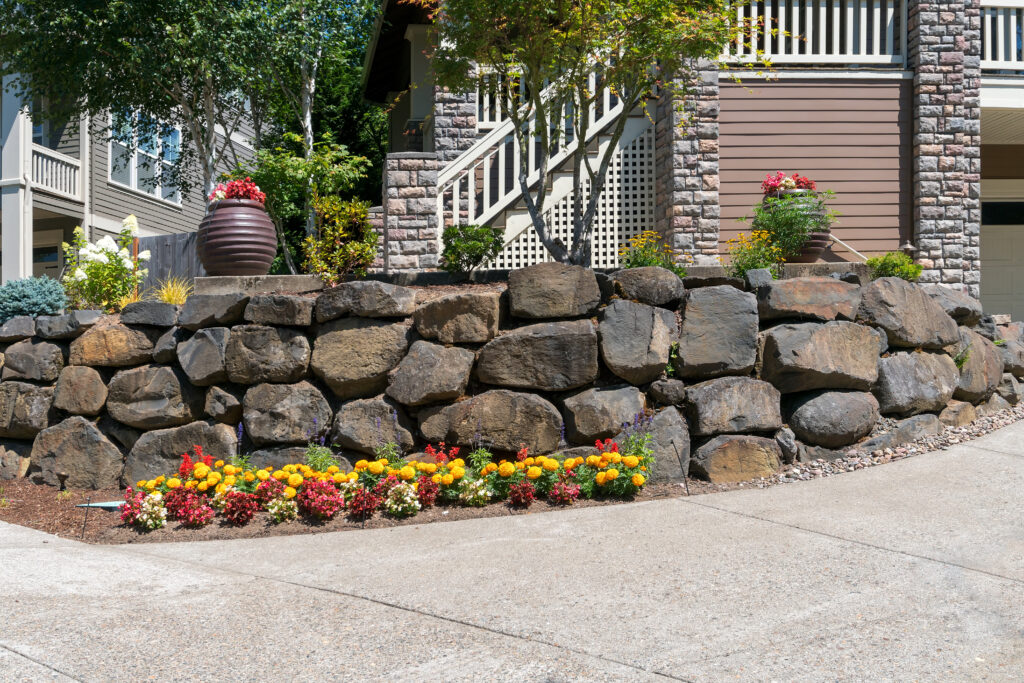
[122,429,654,532]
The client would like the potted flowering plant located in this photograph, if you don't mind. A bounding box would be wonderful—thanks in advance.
[757,171,834,263]
[196,177,277,276]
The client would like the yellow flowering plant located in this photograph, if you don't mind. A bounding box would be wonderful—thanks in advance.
[617,230,688,277]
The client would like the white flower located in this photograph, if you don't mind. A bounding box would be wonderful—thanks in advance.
[96,236,118,252]
[73,268,87,281]
[121,257,134,270]
[122,214,139,235]
[212,189,226,200]
[118,247,130,258]
[780,177,797,190]
[137,250,151,262]
[91,252,109,265]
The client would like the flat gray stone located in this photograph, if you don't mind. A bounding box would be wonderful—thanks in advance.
[675,285,758,379]
[0,382,53,439]
[314,281,416,322]
[204,386,243,424]
[922,284,983,327]
[507,262,601,319]
[35,310,101,339]
[563,385,646,443]
[599,300,677,385]
[29,416,122,489]
[647,407,690,481]
[119,301,179,327]
[873,351,959,417]
[760,321,880,393]
[1,339,64,382]
[476,320,599,392]
[857,277,959,349]
[0,316,35,342]
[685,377,782,436]
[153,326,188,364]
[242,381,332,446]
[648,378,687,406]
[785,390,879,449]
[385,341,474,406]
[178,293,250,330]
[244,295,315,326]
[612,267,684,307]
[176,327,230,386]
[224,325,310,384]
[106,364,203,429]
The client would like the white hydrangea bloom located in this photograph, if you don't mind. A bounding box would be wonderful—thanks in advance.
[92,252,109,265]
[122,214,139,235]
[96,236,118,252]
[73,268,87,281]
[122,256,134,270]
[137,250,151,262]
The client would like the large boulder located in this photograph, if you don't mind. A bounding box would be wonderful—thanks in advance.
[612,267,685,307]
[119,301,179,327]
[760,322,879,393]
[1,339,64,382]
[413,291,501,343]
[599,300,676,385]
[176,327,230,386]
[106,364,203,429]
[685,377,782,436]
[69,324,156,366]
[0,382,53,438]
[153,326,188,364]
[998,339,1024,379]
[0,316,35,342]
[0,440,31,480]
[922,284,983,327]
[330,396,416,455]
[242,381,332,446]
[125,421,236,483]
[476,320,599,391]
[507,262,601,319]
[244,295,314,327]
[419,389,562,453]
[784,390,879,448]
[856,277,959,349]
[690,435,782,483]
[939,400,977,427]
[35,311,102,340]
[873,351,959,416]
[674,285,758,379]
[756,277,860,322]
[997,372,1022,405]
[310,318,411,399]
[648,378,687,406]
[52,366,107,416]
[178,293,249,330]
[562,385,646,443]
[224,325,310,384]
[647,407,690,482]
[953,327,1003,403]
[314,281,416,322]
[204,386,243,424]
[385,341,474,406]
[29,417,122,489]
[247,446,316,471]
[857,413,942,452]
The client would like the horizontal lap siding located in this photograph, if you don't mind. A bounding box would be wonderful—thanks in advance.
[719,79,912,260]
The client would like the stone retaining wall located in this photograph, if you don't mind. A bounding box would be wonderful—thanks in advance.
[1,265,1019,489]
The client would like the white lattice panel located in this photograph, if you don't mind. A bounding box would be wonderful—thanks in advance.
[490,121,654,270]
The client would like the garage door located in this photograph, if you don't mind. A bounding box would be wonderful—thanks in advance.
[980,202,1024,319]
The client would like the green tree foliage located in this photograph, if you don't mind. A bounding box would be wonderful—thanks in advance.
[302,195,378,286]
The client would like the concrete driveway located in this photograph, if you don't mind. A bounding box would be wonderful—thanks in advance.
[2,424,1023,681]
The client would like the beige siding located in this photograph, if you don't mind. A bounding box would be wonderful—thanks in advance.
[719,79,912,260]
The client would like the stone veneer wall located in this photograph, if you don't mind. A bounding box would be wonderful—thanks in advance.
[654,60,722,265]
[382,152,441,271]
[1,265,1018,490]
[432,87,478,163]
[908,0,983,296]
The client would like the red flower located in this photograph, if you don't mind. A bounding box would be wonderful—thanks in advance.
[416,475,439,507]
[223,491,259,526]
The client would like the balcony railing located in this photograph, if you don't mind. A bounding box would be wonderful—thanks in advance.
[982,0,1024,70]
[31,144,82,201]
[723,0,907,65]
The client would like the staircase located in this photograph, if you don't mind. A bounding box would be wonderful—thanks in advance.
[436,75,656,269]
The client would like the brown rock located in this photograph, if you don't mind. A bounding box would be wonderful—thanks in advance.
[69,324,156,366]
[691,435,782,483]
[52,366,107,416]
[310,318,411,399]
[476,320,599,391]
[413,291,501,343]
[507,262,601,319]
[0,382,53,438]
[939,400,977,427]
[760,322,880,393]
[857,277,959,349]
[756,277,860,322]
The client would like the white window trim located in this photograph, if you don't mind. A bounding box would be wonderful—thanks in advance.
[107,112,183,206]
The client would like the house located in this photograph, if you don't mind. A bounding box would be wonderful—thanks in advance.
[362,0,1024,316]
[0,74,253,283]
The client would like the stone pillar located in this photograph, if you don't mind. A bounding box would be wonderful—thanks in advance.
[382,152,441,272]
[909,0,982,296]
[0,75,34,282]
[654,60,721,265]
[432,87,477,163]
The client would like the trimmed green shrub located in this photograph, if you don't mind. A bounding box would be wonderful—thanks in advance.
[865,251,922,282]
[0,277,66,323]
[440,224,505,275]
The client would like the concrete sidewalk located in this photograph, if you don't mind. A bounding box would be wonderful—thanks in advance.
[1,426,1023,681]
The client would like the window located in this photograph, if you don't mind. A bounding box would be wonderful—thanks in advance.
[31,96,51,147]
[109,111,181,204]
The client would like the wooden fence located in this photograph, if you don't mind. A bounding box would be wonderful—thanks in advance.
[138,232,206,293]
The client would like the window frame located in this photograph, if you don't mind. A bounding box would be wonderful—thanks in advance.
[107,111,182,206]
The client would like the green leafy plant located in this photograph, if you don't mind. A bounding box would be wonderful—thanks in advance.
[61,215,149,312]
[440,224,505,275]
[467,447,494,472]
[725,230,784,280]
[665,342,679,377]
[304,443,340,472]
[746,192,834,261]
[230,453,253,472]
[994,339,1006,347]
[617,230,687,277]
[56,490,72,502]
[865,252,923,282]
[0,276,66,323]
[954,343,972,370]
[302,195,378,286]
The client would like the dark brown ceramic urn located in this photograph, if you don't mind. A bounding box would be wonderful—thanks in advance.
[196,199,277,276]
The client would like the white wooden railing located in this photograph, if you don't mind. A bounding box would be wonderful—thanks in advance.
[31,144,82,201]
[982,0,1024,70]
[724,0,907,65]
[439,71,625,231]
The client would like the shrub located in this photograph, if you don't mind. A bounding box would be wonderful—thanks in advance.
[617,230,687,277]
[151,276,193,305]
[222,491,259,526]
[865,251,922,282]
[61,215,150,311]
[302,195,377,286]
[440,224,505,275]
[725,230,784,280]
[748,193,832,259]
[0,276,66,323]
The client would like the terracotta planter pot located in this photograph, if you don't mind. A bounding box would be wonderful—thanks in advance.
[197,199,277,276]
[762,189,831,264]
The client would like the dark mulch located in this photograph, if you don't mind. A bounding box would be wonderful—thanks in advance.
[0,476,737,545]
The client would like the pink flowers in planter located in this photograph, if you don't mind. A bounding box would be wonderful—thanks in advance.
[761,171,816,195]
[209,177,266,204]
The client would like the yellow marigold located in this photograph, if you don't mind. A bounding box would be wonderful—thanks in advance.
[185,480,197,489]
[288,473,304,488]
[327,465,339,474]
[197,481,209,492]
[214,460,224,468]
[526,466,542,480]
[145,480,155,490]
[486,462,499,474]
[155,475,165,484]
[542,458,558,472]
[432,473,442,484]
[272,470,286,480]
[451,466,465,480]
[206,477,218,488]
[441,473,454,486]
[224,475,237,487]
[450,458,464,468]
[611,453,622,464]
[333,472,346,484]
[348,472,358,482]
[632,473,646,487]
[223,464,235,476]
[563,459,576,471]
[193,465,210,480]
[524,457,535,466]
[244,471,256,483]
[595,471,607,485]
[136,479,147,488]
[354,459,369,470]
[498,462,516,477]
[166,477,181,489]
[606,468,619,480]
[426,463,438,474]
[368,461,384,475]
[378,458,389,466]
[515,461,525,470]
[623,455,640,469]
[208,471,222,483]
[283,486,297,499]
[399,466,416,481]
[586,455,601,467]
[215,483,227,494]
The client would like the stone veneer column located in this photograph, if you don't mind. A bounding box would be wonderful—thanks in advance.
[654,60,721,265]
[909,0,982,296]
[382,152,441,272]
[432,87,478,163]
